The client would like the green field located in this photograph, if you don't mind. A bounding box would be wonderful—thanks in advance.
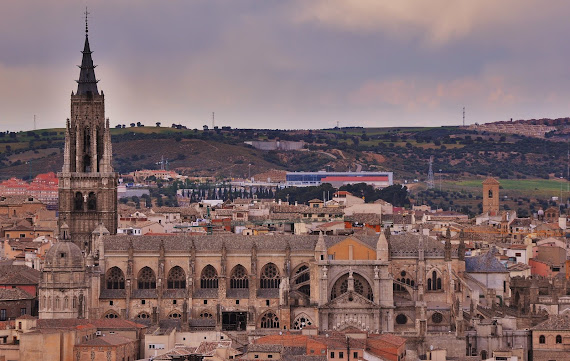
[452,179,570,196]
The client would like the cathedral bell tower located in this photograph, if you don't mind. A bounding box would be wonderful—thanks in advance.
[58,13,118,251]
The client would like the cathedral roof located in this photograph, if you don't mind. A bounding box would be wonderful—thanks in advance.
[101,232,457,260]
[102,234,379,252]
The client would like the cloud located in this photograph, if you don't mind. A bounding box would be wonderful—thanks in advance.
[292,0,568,47]
[349,75,519,111]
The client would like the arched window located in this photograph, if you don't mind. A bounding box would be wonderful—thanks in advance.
[105,312,119,319]
[488,190,493,198]
[106,267,125,289]
[431,312,443,324]
[42,296,46,310]
[260,263,280,289]
[260,311,280,329]
[428,270,442,291]
[64,297,69,309]
[55,297,60,310]
[556,335,562,344]
[136,313,150,319]
[169,312,182,319]
[539,335,546,344]
[200,311,213,319]
[230,265,248,289]
[87,192,97,211]
[73,296,77,309]
[137,267,156,289]
[292,315,313,330]
[74,192,83,211]
[330,273,373,301]
[200,265,218,289]
[167,266,186,289]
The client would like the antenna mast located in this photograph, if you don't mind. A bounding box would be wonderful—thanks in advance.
[212,112,215,129]
[462,107,465,127]
[427,156,435,189]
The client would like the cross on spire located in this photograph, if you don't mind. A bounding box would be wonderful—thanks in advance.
[84,7,90,35]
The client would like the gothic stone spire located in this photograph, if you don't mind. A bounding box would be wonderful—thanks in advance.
[76,11,99,96]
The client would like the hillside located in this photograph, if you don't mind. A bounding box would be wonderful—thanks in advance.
[0,125,567,184]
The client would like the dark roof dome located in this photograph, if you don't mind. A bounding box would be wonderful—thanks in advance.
[44,241,84,269]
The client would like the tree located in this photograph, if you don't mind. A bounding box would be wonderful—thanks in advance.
[130,123,135,127]
[156,122,161,127]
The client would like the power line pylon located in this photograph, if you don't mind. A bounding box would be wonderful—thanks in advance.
[427,156,435,189]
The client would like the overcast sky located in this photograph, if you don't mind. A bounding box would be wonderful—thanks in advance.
[1,1,570,131]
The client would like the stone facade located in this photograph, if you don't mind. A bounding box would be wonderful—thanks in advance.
[482,177,500,216]
[532,314,570,361]
[46,230,469,336]
[57,30,117,251]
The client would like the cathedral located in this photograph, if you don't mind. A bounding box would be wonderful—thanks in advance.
[39,20,470,337]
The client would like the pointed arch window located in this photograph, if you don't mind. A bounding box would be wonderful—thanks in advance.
[260,263,280,289]
[87,192,97,211]
[200,265,218,289]
[167,266,186,289]
[427,270,442,291]
[106,267,125,289]
[292,314,313,330]
[330,273,373,301]
[74,192,83,211]
[260,311,280,329]
[230,265,248,289]
[137,267,156,289]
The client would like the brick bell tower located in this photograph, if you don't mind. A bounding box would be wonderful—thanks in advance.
[58,13,117,251]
